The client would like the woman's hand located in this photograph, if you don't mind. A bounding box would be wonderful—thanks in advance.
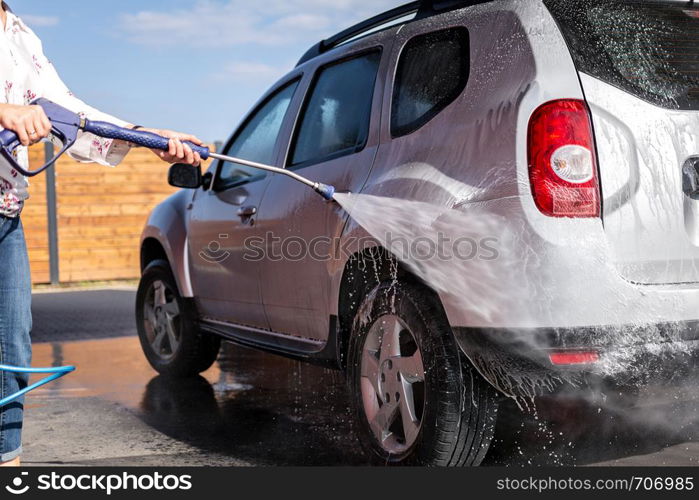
[137,128,203,166]
[0,103,52,146]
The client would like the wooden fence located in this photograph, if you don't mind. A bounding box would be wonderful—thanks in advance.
[23,144,181,284]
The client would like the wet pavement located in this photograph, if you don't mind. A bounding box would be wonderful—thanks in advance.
[23,288,699,466]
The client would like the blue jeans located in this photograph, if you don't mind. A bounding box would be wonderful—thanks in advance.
[0,216,32,462]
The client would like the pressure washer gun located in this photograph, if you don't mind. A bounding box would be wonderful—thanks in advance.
[0,98,336,201]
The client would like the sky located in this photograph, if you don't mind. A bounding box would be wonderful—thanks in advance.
[11,0,402,142]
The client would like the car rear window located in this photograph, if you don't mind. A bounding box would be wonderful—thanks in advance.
[544,0,699,110]
[391,27,470,137]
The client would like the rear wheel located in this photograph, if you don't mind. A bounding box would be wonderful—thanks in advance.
[348,281,499,466]
[136,259,220,377]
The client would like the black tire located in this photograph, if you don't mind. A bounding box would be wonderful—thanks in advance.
[348,281,499,466]
[136,259,220,377]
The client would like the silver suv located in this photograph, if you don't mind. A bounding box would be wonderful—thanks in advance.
[136,0,699,466]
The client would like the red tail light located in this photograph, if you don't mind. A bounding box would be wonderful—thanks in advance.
[549,351,599,366]
[527,100,600,217]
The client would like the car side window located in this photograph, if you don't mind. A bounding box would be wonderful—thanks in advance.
[391,27,470,138]
[289,50,381,167]
[216,80,300,189]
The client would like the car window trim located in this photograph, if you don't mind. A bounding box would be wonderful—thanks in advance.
[213,77,302,192]
[286,47,383,171]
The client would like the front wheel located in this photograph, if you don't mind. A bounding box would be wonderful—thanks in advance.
[136,259,220,377]
[348,281,499,466]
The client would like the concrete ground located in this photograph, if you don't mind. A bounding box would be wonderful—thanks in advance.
[22,288,699,466]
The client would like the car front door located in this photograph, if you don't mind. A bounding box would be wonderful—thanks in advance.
[256,46,388,342]
[188,78,302,328]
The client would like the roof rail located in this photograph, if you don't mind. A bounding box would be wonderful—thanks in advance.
[296,2,420,67]
[296,0,489,67]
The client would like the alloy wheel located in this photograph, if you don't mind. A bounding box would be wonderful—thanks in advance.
[143,280,181,361]
[360,314,426,454]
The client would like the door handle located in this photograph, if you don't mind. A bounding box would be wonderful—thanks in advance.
[237,206,258,217]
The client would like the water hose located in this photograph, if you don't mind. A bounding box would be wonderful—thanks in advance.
[0,365,76,408]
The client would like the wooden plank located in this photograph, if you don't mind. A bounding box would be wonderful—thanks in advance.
[58,215,149,229]
[57,193,173,206]
[28,261,50,272]
[58,184,178,195]
[57,247,142,259]
[56,175,174,187]
[28,233,140,247]
[54,237,141,249]
[58,227,143,238]
[30,273,51,285]
[57,205,157,217]
[61,268,140,282]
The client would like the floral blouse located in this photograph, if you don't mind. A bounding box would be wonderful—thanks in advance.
[0,3,131,218]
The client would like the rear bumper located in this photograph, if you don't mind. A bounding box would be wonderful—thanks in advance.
[453,322,699,403]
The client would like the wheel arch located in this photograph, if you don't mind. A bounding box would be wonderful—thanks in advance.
[336,246,446,370]
[141,238,168,271]
[140,191,194,297]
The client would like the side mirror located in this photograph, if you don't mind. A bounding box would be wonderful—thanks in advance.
[168,163,202,189]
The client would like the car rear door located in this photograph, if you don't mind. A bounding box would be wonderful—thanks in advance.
[255,44,389,342]
[545,0,699,284]
[187,78,302,328]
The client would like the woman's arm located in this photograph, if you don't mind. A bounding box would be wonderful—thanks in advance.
[25,22,201,166]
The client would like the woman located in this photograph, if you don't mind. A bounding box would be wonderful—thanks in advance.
[0,2,202,466]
